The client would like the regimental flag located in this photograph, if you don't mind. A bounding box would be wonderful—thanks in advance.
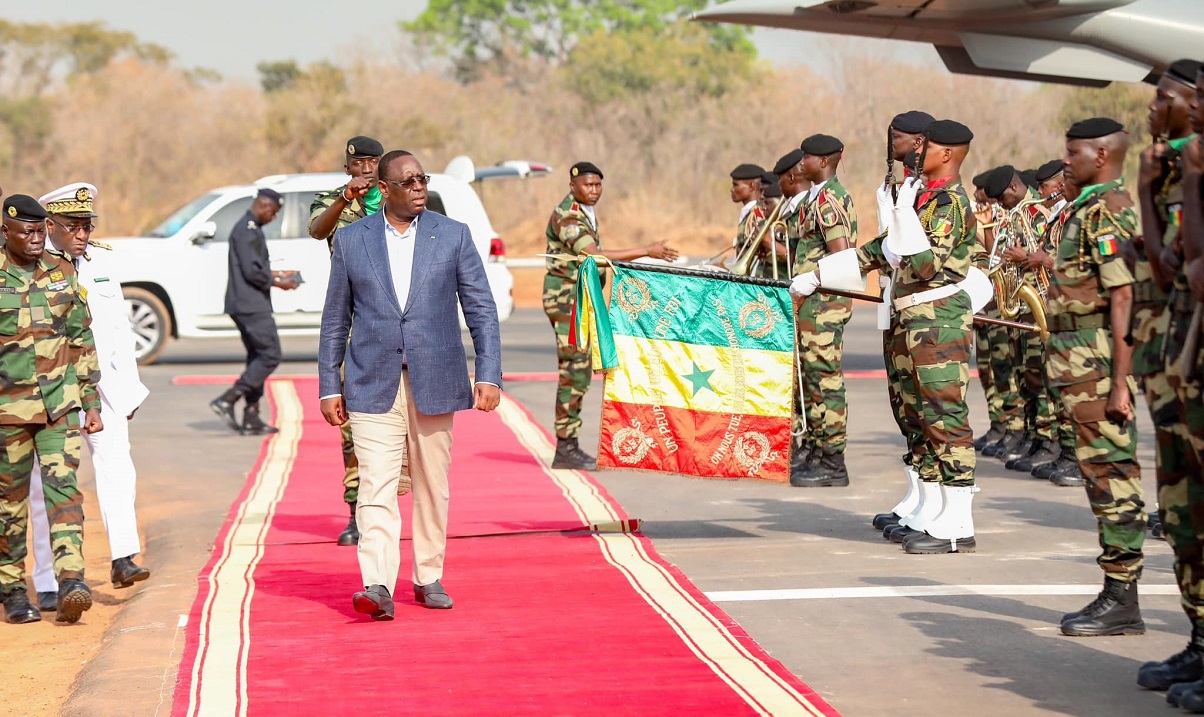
[573,258,796,481]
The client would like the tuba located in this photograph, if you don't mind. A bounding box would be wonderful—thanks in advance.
[731,199,789,279]
[987,196,1049,337]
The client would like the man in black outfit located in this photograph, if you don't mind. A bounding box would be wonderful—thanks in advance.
[209,188,298,435]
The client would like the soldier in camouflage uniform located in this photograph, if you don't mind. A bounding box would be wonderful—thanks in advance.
[1135,61,1204,697]
[789,134,857,487]
[0,195,102,625]
[308,136,384,547]
[730,163,767,271]
[798,119,980,554]
[543,162,677,469]
[1046,117,1146,638]
[970,172,1008,448]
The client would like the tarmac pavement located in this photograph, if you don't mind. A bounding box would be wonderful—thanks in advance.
[65,306,1180,717]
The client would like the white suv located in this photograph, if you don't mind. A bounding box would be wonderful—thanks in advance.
[107,158,540,363]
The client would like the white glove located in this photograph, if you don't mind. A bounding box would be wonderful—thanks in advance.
[790,271,820,298]
[882,240,902,269]
[876,182,894,235]
[895,176,922,209]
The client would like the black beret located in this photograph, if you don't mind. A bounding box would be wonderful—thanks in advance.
[1065,117,1125,139]
[1034,159,1064,183]
[983,165,1016,200]
[800,134,844,156]
[890,110,935,135]
[571,161,603,179]
[763,178,782,199]
[4,194,49,222]
[346,136,384,158]
[925,119,973,146]
[1019,169,1038,189]
[730,163,765,180]
[257,188,284,205]
[1166,59,1204,87]
[971,171,991,189]
[772,149,804,175]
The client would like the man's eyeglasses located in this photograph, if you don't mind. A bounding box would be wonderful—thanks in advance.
[383,175,431,190]
[59,222,95,235]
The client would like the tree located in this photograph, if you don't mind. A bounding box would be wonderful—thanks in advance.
[257,60,302,93]
[401,0,753,81]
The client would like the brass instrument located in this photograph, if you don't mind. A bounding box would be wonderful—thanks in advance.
[987,196,1049,337]
[731,199,789,279]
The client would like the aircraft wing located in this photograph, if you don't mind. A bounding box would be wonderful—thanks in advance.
[694,0,1203,86]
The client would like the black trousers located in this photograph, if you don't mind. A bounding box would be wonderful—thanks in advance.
[230,312,282,403]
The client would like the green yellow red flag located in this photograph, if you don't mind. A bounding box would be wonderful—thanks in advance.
[574,259,796,481]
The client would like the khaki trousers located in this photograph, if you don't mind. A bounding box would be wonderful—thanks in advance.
[348,372,453,596]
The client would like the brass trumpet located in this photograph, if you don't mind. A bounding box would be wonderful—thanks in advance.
[987,196,1049,337]
[731,200,790,279]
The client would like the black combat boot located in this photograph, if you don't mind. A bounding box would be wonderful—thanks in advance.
[1137,627,1204,690]
[241,402,279,436]
[790,443,816,480]
[3,589,41,624]
[1178,678,1204,712]
[789,453,849,488]
[998,432,1033,463]
[111,556,150,588]
[209,386,245,432]
[974,423,1005,452]
[1049,457,1085,487]
[1169,679,1202,708]
[1148,511,1166,540]
[551,438,597,470]
[986,430,1023,459]
[1008,438,1057,472]
[1060,577,1144,636]
[337,503,360,546]
[56,579,93,624]
[1034,447,1073,479]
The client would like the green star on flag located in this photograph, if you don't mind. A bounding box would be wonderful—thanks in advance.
[683,362,715,397]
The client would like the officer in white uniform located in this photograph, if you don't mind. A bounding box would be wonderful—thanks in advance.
[29,183,150,610]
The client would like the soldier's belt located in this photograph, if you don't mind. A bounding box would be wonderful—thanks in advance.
[892,284,961,311]
[1133,281,1170,305]
[1047,313,1107,332]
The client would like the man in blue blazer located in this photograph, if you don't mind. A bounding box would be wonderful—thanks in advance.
[318,150,502,621]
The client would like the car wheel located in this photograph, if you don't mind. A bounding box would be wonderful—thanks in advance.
[123,287,172,365]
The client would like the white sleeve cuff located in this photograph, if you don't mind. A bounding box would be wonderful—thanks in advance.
[319,394,342,400]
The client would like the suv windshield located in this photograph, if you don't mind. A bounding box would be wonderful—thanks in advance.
[147,192,221,237]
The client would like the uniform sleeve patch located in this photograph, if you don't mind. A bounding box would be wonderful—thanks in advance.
[1097,234,1118,256]
[933,218,953,237]
[564,224,582,240]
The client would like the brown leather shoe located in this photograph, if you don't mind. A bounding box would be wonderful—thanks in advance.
[413,580,454,609]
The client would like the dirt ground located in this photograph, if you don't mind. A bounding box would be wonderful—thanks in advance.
[1,464,150,717]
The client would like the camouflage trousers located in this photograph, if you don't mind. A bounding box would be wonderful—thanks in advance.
[1164,311,1204,629]
[884,324,939,480]
[0,412,85,593]
[339,354,360,504]
[990,325,1025,431]
[796,297,850,455]
[891,323,976,486]
[1049,375,1145,582]
[974,323,1000,425]
[1018,328,1068,444]
[545,292,592,440]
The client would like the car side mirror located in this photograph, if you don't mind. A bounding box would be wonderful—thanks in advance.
[190,221,217,245]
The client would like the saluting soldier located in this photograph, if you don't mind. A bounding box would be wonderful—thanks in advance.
[543,162,677,470]
[0,195,103,625]
[24,184,152,614]
[1134,61,1204,697]
[797,120,980,554]
[1046,117,1146,637]
[789,134,857,487]
[308,136,385,547]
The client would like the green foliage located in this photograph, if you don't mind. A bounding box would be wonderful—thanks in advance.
[258,60,302,93]
[401,0,753,81]
[1054,81,1152,183]
[563,21,756,104]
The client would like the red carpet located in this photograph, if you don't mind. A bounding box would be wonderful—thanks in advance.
[172,379,839,716]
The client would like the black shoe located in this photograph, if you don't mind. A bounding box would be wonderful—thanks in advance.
[1050,458,1085,487]
[352,584,394,621]
[872,511,903,531]
[337,503,359,546]
[1179,679,1204,712]
[56,579,93,624]
[36,591,57,611]
[1137,631,1204,690]
[998,432,1033,463]
[3,589,41,624]
[887,525,922,543]
[789,453,849,487]
[111,557,150,588]
[241,402,279,436]
[551,438,597,470]
[985,430,1022,459]
[1148,511,1166,541]
[208,387,244,432]
[975,423,1005,452]
[903,532,976,554]
[413,580,454,609]
[1008,439,1057,472]
[1169,679,1201,708]
[1060,577,1144,636]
